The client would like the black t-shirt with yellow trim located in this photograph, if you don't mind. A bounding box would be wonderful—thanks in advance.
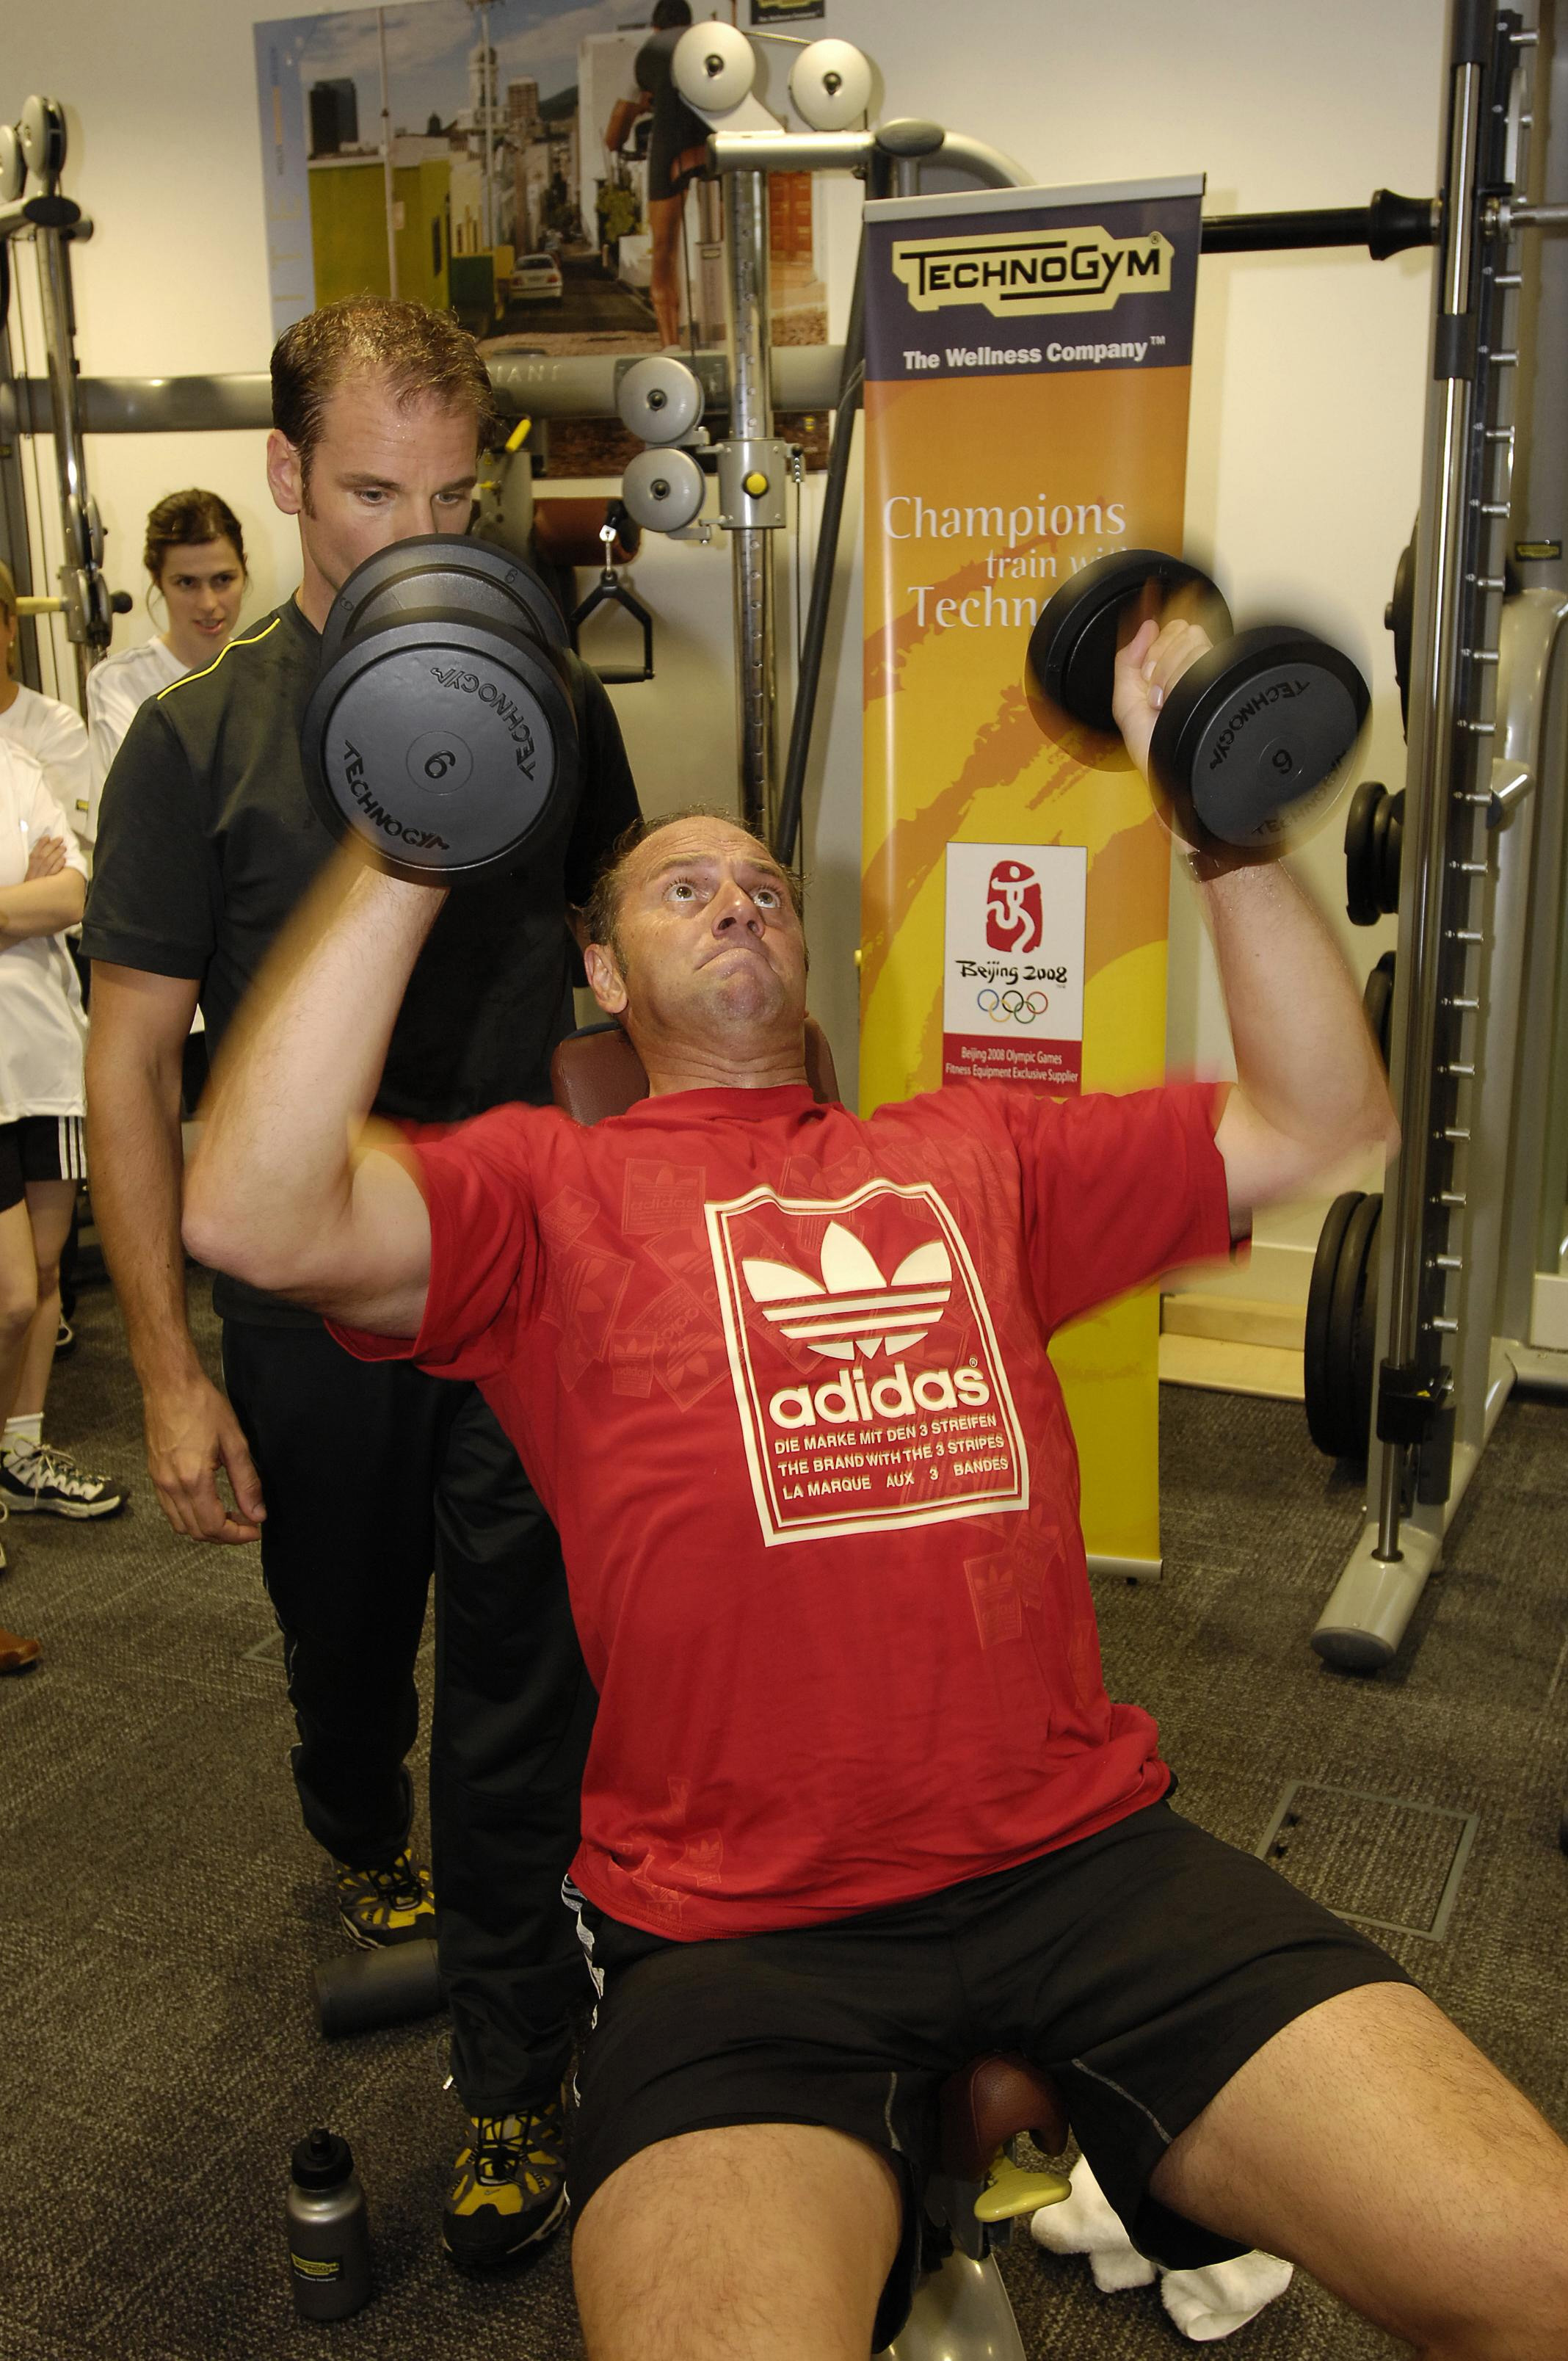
[82,593,639,1324]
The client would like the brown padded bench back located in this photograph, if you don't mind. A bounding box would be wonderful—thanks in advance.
[551,1015,840,1126]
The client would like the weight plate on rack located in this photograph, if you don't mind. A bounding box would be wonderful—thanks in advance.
[1305,1192,1362,1457]
[1348,1194,1383,1464]
[1362,952,1395,1070]
[1369,786,1395,915]
[1386,522,1416,737]
[1381,791,1404,915]
[1344,779,1384,925]
[1326,1192,1383,1463]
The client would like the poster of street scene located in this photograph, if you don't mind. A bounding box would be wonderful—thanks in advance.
[253,0,827,369]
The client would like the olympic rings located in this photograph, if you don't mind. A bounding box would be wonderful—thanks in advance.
[975,988,1050,1024]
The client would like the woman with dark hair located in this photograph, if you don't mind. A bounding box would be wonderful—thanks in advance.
[606,0,709,347]
[84,488,247,849]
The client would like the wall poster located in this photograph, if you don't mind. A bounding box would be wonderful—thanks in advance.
[860,174,1203,1575]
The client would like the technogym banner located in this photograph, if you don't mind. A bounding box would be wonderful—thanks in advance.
[860,175,1202,1575]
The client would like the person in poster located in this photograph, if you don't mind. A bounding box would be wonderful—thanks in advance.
[604,0,710,348]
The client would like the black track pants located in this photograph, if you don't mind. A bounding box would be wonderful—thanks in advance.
[222,1319,595,2108]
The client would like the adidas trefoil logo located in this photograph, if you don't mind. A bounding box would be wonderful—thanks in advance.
[741,1221,952,1364]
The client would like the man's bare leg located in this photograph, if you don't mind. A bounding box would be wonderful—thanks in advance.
[1149,1981,1568,2358]
[573,2122,902,2361]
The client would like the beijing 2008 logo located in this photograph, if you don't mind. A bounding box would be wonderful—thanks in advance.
[978,988,1049,1024]
[985,859,1042,954]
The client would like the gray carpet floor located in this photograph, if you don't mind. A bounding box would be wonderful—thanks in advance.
[1,1274,1565,2360]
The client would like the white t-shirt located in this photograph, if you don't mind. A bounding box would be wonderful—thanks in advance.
[0,741,89,1125]
[0,681,91,853]
[84,636,189,850]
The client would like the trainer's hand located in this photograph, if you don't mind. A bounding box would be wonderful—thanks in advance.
[24,833,68,880]
[143,1370,266,1544]
[1111,615,1213,786]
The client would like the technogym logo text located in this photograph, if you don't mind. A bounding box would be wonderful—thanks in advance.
[707,1180,1028,1546]
[891,226,1173,320]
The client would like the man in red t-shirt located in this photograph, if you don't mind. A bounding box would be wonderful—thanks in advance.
[186,616,1568,2360]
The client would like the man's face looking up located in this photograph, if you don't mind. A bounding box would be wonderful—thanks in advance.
[266,374,482,628]
[585,818,808,1065]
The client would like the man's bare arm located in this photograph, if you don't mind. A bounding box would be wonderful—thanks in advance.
[86,965,266,1542]
[1112,617,1398,1225]
[183,857,440,1336]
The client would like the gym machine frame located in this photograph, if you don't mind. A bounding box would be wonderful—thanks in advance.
[0,98,120,703]
[1313,0,1568,1672]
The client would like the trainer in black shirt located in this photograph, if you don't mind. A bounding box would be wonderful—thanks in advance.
[83,297,638,2273]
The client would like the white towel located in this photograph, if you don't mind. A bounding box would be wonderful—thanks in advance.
[1030,2155,1292,2336]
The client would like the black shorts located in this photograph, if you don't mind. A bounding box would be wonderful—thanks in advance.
[0,1115,87,1214]
[568,1800,1410,2347]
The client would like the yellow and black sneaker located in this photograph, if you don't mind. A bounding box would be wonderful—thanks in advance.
[334,1849,435,1948]
[443,2086,568,2273]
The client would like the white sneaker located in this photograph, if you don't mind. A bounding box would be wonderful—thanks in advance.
[0,1440,126,1520]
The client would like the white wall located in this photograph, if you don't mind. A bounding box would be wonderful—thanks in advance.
[4,0,1440,1297]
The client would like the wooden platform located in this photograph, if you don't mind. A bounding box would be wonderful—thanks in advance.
[1158,1292,1305,1401]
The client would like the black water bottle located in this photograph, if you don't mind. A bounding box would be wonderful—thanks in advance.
[286,2126,372,2320]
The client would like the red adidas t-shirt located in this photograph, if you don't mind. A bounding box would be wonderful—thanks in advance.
[335,1078,1231,1940]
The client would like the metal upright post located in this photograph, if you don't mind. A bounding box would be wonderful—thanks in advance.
[32,217,99,703]
[378,8,399,299]
[726,170,777,837]
[1313,0,1534,1668]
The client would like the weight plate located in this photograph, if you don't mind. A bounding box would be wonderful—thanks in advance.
[1381,791,1404,914]
[1023,550,1230,743]
[0,126,23,207]
[302,614,576,883]
[1343,778,1384,926]
[1326,1192,1382,1463]
[18,95,66,181]
[1348,1195,1382,1462]
[1387,523,1415,737]
[1362,956,1395,1069]
[1164,625,1369,854]
[670,20,755,112]
[617,355,703,446]
[622,446,705,534]
[1305,1192,1362,1457]
[320,534,567,670]
[1369,783,1394,915]
[790,40,874,131]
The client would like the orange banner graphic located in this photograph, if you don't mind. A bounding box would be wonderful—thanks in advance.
[860,178,1203,1573]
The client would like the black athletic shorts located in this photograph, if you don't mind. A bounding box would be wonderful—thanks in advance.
[568,1799,1411,2349]
[0,1114,87,1214]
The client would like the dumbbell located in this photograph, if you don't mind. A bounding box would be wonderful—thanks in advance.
[1024,551,1370,862]
[302,534,578,885]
